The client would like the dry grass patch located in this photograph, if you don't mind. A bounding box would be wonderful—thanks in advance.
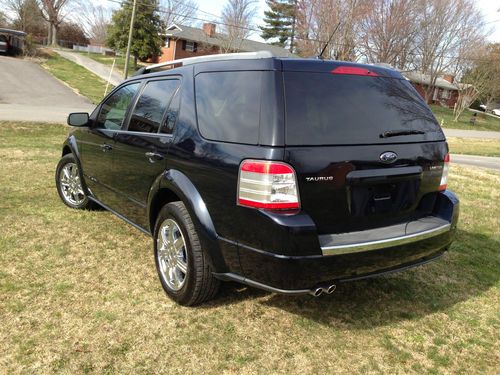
[0,121,499,374]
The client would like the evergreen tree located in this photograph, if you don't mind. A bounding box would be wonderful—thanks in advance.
[107,0,165,64]
[260,0,295,48]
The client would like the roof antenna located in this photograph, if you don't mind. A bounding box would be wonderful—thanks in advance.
[317,22,341,60]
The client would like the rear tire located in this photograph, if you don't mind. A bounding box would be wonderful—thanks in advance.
[154,202,220,306]
[55,154,93,210]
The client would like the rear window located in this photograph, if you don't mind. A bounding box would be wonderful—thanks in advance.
[284,72,443,145]
[195,71,262,144]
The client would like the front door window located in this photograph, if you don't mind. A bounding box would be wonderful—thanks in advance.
[96,83,140,130]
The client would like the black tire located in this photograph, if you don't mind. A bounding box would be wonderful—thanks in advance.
[154,202,220,306]
[55,154,93,210]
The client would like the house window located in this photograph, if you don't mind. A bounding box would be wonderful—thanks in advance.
[165,37,170,48]
[183,40,197,52]
[441,89,451,99]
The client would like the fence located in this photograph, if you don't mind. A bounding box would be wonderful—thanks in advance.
[34,36,115,55]
[72,44,114,55]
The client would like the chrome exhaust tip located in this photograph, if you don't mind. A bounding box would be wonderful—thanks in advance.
[309,287,323,297]
[326,284,336,294]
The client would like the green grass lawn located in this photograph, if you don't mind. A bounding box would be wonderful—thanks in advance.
[1,121,499,373]
[447,137,500,157]
[431,105,500,132]
[40,49,110,104]
[76,51,146,77]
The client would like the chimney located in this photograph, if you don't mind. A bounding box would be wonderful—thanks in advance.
[202,23,216,37]
[442,74,455,83]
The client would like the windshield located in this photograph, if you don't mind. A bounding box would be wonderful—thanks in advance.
[284,72,444,145]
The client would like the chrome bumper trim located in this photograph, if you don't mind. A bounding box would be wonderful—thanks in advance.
[321,223,451,256]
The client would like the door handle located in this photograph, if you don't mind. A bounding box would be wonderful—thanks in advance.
[100,143,113,152]
[145,152,164,163]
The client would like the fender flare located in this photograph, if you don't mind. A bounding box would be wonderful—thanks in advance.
[148,169,227,272]
[61,136,91,195]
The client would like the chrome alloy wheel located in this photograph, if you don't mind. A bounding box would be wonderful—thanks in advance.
[157,219,188,291]
[59,162,85,206]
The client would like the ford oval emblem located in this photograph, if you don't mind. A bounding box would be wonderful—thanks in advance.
[380,151,398,164]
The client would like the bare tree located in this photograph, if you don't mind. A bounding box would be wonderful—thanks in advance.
[38,0,71,45]
[453,43,500,120]
[413,0,486,102]
[358,0,419,69]
[295,0,365,60]
[160,0,198,27]
[75,0,110,45]
[0,10,9,27]
[220,0,257,52]
[5,0,46,35]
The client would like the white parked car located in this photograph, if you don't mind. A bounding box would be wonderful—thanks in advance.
[0,35,8,54]
[492,109,500,116]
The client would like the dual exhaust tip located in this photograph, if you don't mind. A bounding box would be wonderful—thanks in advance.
[309,284,336,297]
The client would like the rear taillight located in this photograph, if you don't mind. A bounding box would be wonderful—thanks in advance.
[238,160,300,210]
[439,153,450,191]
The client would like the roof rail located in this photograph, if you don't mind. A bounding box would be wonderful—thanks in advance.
[134,50,275,76]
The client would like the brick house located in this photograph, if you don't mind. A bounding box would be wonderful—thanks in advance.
[158,23,293,62]
[402,71,474,108]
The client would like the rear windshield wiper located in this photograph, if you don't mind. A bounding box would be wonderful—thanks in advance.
[380,129,425,138]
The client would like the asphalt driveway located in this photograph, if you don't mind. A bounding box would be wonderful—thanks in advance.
[0,56,94,123]
[451,154,500,171]
[443,128,500,139]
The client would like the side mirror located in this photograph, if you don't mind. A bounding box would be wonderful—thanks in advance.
[67,112,89,127]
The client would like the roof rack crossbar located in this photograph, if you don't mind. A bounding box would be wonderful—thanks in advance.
[137,51,275,75]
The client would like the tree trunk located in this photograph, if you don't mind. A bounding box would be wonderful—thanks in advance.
[47,23,52,46]
[51,23,58,46]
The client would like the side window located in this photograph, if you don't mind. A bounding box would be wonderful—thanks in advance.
[195,71,262,144]
[128,79,180,134]
[96,83,140,130]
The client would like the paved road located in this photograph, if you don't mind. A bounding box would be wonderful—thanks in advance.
[0,56,94,123]
[451,154,500,171]
[443,129,500,139]
[54,49,123,86]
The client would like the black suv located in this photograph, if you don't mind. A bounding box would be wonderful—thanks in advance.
[56,52,459,306]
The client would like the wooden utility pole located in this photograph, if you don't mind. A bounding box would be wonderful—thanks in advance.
[290,0,297,54]
[124,0,137,79]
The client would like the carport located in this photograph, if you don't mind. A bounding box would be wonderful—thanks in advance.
[0,28,27,55]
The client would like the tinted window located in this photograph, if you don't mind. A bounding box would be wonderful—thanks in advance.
[284,72,444,145]
[195,71,262,144]
[128,79,180,133]
[161,87,181,134]
[96,83,140,130]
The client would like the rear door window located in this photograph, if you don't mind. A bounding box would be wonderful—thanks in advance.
[284,72,444,145]
[195,71,262,144]
[128,79,180,134]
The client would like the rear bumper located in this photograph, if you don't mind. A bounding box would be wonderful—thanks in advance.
[215,250,446,295]
[222,190,459,291]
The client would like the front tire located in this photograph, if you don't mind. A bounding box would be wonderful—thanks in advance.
[55,154,92,209]
[154,202,220,306]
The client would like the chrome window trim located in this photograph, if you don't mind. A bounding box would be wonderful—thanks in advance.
[321,223,451,256]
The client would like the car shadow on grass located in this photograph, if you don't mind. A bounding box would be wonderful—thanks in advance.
[204,229,499,328]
